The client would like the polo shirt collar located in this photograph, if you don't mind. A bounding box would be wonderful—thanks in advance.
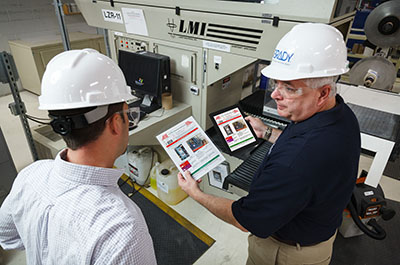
[54,149,124,187]
[286,95,345,136]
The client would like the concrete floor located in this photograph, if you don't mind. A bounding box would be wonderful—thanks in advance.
[1,90,400,265]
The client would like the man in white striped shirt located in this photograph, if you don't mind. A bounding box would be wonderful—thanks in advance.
[0,49,157,265]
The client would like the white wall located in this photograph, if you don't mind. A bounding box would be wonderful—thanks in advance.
[0,0,98,96]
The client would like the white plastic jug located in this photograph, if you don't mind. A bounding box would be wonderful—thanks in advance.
[155,159,188,205]
[127,147,157,186]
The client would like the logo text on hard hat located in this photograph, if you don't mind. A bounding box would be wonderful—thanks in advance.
[273,49,294,63]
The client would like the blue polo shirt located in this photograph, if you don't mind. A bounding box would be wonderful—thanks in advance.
[232,95,361,245]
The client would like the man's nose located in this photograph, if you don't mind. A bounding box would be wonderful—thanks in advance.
[271,86,282,100]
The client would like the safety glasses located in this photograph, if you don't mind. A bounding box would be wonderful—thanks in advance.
[115,106,140,129]
[266,79,304,98]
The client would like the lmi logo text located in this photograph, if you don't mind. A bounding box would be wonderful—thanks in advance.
[167,19,206,36]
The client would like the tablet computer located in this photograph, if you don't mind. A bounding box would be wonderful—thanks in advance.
[209,105,258,154]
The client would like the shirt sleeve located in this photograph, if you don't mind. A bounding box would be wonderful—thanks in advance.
[0,196,25,250]
[232,162,312,238]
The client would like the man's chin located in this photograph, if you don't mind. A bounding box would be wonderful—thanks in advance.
[277,109,288,119]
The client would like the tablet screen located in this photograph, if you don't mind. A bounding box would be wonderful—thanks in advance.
[212,107,257,152]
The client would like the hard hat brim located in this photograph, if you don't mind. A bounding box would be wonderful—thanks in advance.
[261,64,349,81]
[38,94,135,110]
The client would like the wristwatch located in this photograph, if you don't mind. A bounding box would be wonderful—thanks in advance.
[263,125,272,141]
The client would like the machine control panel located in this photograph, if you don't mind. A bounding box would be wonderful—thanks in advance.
[116,36,148,52]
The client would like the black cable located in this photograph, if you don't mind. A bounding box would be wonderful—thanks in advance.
[118,174,142,198]
[128,185,142,197]
[26,116,50,125]
[26,114,51,121]
[347,200,386,240]
[118,175,130,188]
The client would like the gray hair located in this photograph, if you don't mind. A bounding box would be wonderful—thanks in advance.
[302,76,338,97]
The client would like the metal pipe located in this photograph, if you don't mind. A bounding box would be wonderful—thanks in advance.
[53,0,71,51]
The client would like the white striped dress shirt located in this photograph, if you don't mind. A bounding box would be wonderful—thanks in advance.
[0,150,157,265]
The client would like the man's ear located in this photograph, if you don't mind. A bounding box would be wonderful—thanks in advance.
[317,84,331,105]
[106,113,122,136]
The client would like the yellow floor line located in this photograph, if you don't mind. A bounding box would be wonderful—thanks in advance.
[120,174,215,247]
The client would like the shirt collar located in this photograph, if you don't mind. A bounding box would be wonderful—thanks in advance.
[53,149,125,186]
[286,94,345,137]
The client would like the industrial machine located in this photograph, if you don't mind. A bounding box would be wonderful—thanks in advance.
[349,0,400,92]
[74,0,357,130]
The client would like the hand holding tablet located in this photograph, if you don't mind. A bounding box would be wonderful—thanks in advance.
[209,105,258,155]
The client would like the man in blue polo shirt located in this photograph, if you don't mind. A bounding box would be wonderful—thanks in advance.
[178,23,360,265]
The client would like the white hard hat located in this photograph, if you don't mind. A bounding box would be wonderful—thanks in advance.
[39,48,134,110]
[261,23,349,81]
